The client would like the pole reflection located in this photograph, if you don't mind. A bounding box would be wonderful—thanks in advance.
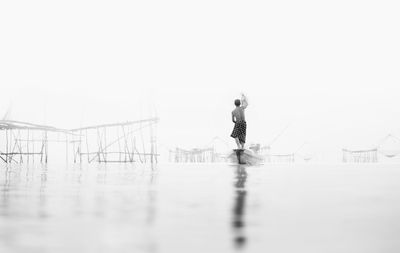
[232,164,248,249]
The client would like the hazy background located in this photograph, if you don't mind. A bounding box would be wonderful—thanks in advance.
[1,0,399,161]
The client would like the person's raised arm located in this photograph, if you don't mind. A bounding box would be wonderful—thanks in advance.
[241,93,248,109]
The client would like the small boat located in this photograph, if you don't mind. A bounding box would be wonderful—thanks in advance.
[228,149,264,165]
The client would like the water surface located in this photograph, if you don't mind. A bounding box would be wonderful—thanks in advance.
[1,163,400,253]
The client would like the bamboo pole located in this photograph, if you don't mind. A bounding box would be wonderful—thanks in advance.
[40,132,44,163]
[154,123,158,163]
[69,117,158,132]
[150,123,154,163]
[17,130,23,163]
[133,136,143,163]
[85,129,90,163]
[27,130,30,164]
[72,134,76,163]
[9,130,18,163]
[79,129,82,163]
[103,127,107,162]
[117,126,121,162]
[140,122,146,163]
[45,131,48,163]
[130,129,135,162]
[5,129,9,163]
[65,133,68,164]
[32,130,35,164]
[121,126,128,162]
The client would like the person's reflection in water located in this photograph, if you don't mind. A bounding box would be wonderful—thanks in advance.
[232,164,248,249]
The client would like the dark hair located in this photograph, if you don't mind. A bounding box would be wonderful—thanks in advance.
[234,99,241,106]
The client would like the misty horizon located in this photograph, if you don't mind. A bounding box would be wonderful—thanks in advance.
[1,0,399,159]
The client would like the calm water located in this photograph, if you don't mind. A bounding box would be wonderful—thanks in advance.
[1,163,400,253]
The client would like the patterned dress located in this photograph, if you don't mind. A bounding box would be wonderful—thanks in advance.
[231,120,247,144]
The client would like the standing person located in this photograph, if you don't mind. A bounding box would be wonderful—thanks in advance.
[231,93,248,149]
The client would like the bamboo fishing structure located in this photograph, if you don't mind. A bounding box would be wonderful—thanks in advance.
[377,134,400,158]
[0,118,159,164]
[0,120,70,164]
[70,118,159,163]
[170,147,217,163]
[342,148,378,163]
[169,136,231,163]
[267,153,295,163]
[250,145,295,163]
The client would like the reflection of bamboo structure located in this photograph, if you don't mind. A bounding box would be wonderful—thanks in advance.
[342,148,378,163]
[0,118,159,164]
[170,147,217,163]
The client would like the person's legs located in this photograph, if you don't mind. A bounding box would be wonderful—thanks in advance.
[235,138,241,149]
[240,142,245,149]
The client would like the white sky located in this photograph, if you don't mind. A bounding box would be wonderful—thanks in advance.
[1,0,400,159]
